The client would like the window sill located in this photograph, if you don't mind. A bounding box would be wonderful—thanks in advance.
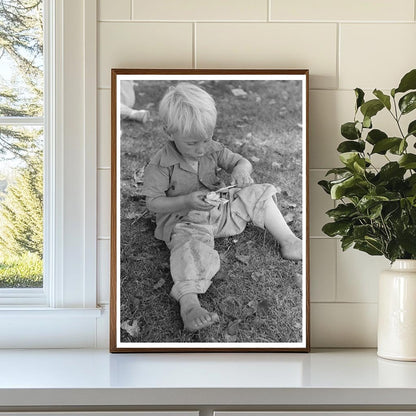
[0,307,103,348]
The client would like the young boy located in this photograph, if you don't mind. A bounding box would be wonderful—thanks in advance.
[143,82,302,332]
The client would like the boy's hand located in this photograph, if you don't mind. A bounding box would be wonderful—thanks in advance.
[186,191,215,211]
[231,165,254,187]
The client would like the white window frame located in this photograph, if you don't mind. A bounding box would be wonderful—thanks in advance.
[0,0,101,348]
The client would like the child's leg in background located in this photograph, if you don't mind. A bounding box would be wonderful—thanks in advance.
[167,214,220,331]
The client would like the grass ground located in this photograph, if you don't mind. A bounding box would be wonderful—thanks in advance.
[0,252,43,288]
[119,79,304,344]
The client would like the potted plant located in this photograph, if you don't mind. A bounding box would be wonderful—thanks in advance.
[319,68,416,361]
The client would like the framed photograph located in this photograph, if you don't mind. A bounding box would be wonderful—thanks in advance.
[110,69,310,352]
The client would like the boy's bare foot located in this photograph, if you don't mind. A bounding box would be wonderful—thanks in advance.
[179,293,219,331]
[280,236,302,261]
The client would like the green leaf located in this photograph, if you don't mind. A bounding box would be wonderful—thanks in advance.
[318,180,331,194]
[369,203,383,220]
[341,235,355,251]
[341,122,361,140]
[386,240,402,263]
[339,152,360,167]
[353,224,374,240]
[399,154,416,169]
[355,88,365,110]
[363,116,372,129]
[354,241,383,256]
[398,227,416,255]
[377,162,406,181]
[357,195,389,212]
[371,137,402,154]
[360,99,384,119]
[325,167,352,176]
[395,69,416,94]
[337,140,365,153]
[326,203,357,220]
[322,221,351,237]
[373,89,391,110]
[399,92,416,115]
[330,175,365,200]
[407,120,416,137]
[366,129,388,145]
[389,139,408,155]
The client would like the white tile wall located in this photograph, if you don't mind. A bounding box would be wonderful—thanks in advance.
[99,0,131,21]
[196,23,338,89]
[310,239,336,302]
[96,0,416,347]
[98,89,111,168]
[98,22,193,88]
[132,0,268,21]
[339,24,416,90]
[270,0,415,22]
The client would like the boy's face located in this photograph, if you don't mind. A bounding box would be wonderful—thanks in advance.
[171,133,212,161]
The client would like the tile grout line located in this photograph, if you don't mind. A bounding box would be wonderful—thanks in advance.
[193,22,197,69]
[267,0,271,22]
[130,0,133,20]
[336,22,340,90]
[98,19,415,24]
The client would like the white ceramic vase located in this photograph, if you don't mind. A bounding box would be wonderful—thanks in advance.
[378,259,416,361]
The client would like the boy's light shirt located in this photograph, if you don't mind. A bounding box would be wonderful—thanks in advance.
[143,140,243,242]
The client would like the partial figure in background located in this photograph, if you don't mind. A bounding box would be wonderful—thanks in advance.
[120,80,149,123]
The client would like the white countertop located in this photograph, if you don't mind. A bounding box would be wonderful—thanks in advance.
[0,348,416,407]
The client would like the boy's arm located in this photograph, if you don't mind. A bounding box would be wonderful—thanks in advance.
[231,158,254,187]
[147,191,214,213]
[217,144,254,187]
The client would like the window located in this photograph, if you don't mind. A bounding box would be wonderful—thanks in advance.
[0,0,101,348]
[0,0,45,292]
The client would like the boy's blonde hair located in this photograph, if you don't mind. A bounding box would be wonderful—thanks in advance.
[159,82,217,139]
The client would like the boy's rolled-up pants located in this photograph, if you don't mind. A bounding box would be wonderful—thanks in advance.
[167,184,277,301]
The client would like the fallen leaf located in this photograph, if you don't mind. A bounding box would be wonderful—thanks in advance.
[251,271,265,282]
[235,254,250,265]
[231,88,247,97]
[121,320,140,337]
[133,166,145,184]
[244,300,258,317]
[284,212,295,223]
[272,162,282,169]
[224,333,238,342]
[221,296,241,318]
[258,299,272,313]
[250,156,260,163]
[227,319,241,336]
[294,273,302,289]
[294,322,302,329]
[153,278,166,290]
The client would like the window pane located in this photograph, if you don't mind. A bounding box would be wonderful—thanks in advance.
[0,0,44,117]
[0,126,43,288]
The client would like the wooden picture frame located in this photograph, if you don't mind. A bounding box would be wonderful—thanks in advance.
[110,69,310,352]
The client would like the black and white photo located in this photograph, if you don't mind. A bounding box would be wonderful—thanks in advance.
[110,69,309,352]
